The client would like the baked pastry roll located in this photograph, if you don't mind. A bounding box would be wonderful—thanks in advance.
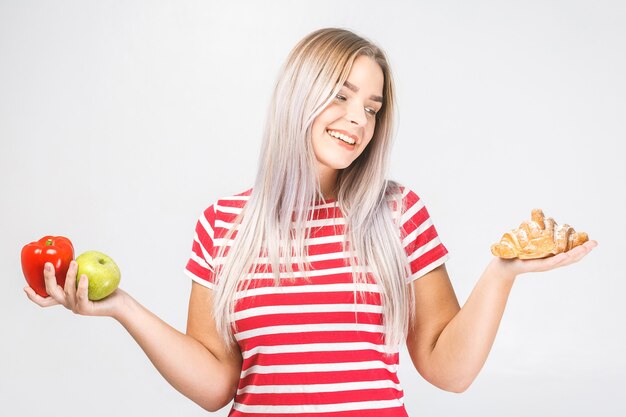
[491,209,589,259]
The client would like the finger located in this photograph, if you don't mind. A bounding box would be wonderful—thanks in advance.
[563,241,595,261]
[548,241,597,269]
[582,240,599,253]
[537,256,566,272]
[24,286,60,308]
[75,274,92,314]
[43,262,67,306]
[64,261,78,308]
[524,254,565,272]
[515,240,597,274]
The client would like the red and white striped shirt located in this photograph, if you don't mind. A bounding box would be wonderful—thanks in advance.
[185,186,449,416]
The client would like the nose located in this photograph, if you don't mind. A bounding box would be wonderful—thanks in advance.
[344,101,367,126]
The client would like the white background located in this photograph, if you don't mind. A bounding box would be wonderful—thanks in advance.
[1,1,624,416]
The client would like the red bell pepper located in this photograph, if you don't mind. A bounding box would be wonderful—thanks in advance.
[21,236,74,297]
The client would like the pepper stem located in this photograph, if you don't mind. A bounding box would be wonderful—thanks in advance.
[45,239,53,246]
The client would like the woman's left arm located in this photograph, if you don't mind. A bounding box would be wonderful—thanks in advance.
[406,240,597,393]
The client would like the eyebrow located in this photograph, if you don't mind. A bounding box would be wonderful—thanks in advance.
[343,81,383,103]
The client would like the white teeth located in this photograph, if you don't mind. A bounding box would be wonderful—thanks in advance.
[326,129,355,145]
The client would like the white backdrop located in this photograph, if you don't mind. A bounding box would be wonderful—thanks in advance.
[1,1,624,416]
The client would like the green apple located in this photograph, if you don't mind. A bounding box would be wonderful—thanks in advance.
[75,250,121,301]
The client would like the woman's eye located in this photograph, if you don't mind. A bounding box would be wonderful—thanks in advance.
[334,93,378,116]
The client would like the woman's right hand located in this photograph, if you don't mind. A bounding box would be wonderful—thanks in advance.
[24,261,126,318]
[25,262,242,411]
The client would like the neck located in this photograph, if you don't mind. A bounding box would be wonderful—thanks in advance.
[316,164,339,200]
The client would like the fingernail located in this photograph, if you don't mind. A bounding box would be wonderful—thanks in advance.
[44,263,51,271]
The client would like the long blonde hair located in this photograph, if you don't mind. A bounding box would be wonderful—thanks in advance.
[212,28,414,354]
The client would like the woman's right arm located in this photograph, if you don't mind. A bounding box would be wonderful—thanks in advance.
[24,261,242,412]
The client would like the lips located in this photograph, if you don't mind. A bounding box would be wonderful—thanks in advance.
[326,130,356,150]
[326,129,359,145]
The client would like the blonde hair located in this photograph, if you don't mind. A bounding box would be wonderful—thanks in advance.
[212,28,413,354]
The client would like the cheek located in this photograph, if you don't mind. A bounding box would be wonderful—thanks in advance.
[315,104,344,127]
[312,108,340,140]
[363,121,376,143]
[311,122,327,147]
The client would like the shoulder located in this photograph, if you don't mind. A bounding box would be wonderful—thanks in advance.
[214,187,253,212]
[196,187,253,226]
[383,180,424,218]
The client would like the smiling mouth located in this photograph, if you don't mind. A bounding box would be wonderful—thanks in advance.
[326,129,356,145]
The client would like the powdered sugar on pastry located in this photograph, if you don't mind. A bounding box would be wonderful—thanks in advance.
[491,209,589,259]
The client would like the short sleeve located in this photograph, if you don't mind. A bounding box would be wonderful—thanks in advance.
[184,204,217,289]
[399,187,449,283]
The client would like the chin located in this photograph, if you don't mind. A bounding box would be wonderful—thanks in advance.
[324,159,353,170]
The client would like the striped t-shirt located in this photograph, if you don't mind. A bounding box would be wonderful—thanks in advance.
[184,186,449,416]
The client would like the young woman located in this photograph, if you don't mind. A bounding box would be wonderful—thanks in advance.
[25,28,596,416]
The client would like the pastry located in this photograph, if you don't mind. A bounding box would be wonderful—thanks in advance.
[491,209,589,259]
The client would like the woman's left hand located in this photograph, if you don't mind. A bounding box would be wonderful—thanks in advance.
[492,239,598,278]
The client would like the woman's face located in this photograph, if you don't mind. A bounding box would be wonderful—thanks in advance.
[311,55,384,176]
